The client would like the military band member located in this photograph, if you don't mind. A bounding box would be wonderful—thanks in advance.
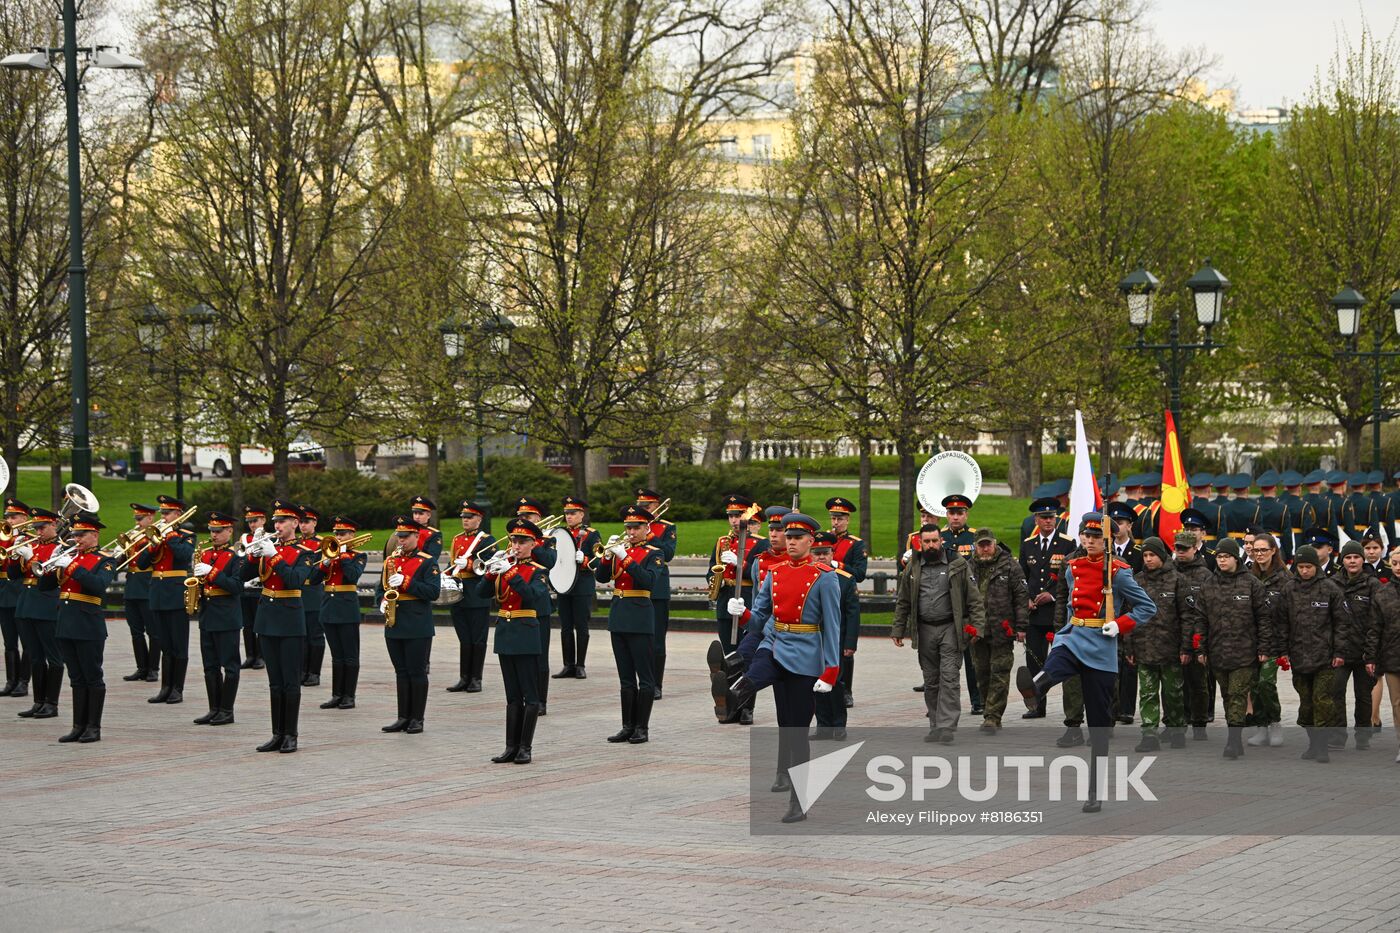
[811,531,859,741]
[318,516,368,710]
[238,506,267,670]
[1018,496,1075,719]
[49,514,114,743]
[827,497,866,710]
[553,495,600,680]
[190,512,245,726]
[409,495,444,559]
[1,499,32,698]
[636,488,676,699]
[120,503,160,683]
[708,495,767,656]
[378,516,441,734]
[940,494,980,715]
[297,505,326,687]
[136,495,194,704]
[13,507,61,717]
[478,518,550,764]
[241,500,312,753]
[514,496,555,712]
[723,512,843,823]
[1017,512,1157,812]
[596,506,664,743]
[447,501,494,693]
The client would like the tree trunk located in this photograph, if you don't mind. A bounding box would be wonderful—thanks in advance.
[647,444,660,489]
[230,439,245,521]
[701,398,729,468]
[1029,422,1044,488]
[424,434,441,506]
[273,446,290,500]
[584,448,608,492]
[1007,429,1031,497]
[896,435,917,559]
[2,426,17,500]
[570,443,588,498]
[857,435,873,542]
[1344,421,1364,472]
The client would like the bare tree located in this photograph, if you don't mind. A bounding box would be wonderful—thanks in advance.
[953,0,1107,112]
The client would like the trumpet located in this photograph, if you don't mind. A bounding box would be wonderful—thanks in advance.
[320,531,372,560]
[591,533,626,558]
[472,549,517,576]
[235,528,272,557]
[0,532,38,560]
[37,543,79,575]
[115,505,198,571]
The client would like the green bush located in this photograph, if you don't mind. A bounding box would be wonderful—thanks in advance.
[386,458,571,519]
[775,451,1098,483]
[1252,446,1330,475]
[585,463,794,521]
[190,469,399,527]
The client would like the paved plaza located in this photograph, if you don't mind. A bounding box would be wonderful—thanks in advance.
[4,628,1398,931]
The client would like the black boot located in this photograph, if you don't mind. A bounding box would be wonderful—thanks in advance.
[653,655,665,700]
[59,687,87,742]
[382,676,410,732]
[240,627,257,668]
[79,686,104,743]
[210,674,237,725]
[538,673,548,716]
[9,652,28,698]
[492,703,523,762]
[716,675,757,724]
[123,634,149,681]
[147,653,172,703]
[466,643,485,692]
[247,633,264,669]
[194,672,221,724]
[629,691,654,744]
[608,688,637,742]
[35,664,61,717]
[0,648,15,695]
[145,647,160,682]
[320,661,344,709]
[514,704,539,763]
[338,662,358,709]
[1315,728,1332,762]
[1301,727,1318,759]
[1223,726,1243,759]
[256,693,285,752]
[165,656,186,704]
[447,642,470,690]
[781,788,806,823]
[280,692,299,752]
[405,680,427,734]
[551,665,576,679]
[303,643,323,687]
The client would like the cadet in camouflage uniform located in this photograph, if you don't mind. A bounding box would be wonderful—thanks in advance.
[1199,539,1273,759]
[968,528,1028,732]
[1247,534,1292,747]
[1368,572,1400,762]
[1173,528,1216,739]
[1126,537,1196,751]
[1281,546,1350,762]
[1334,541,1381,750]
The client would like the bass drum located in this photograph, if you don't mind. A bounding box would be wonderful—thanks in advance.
[548,526,578,593]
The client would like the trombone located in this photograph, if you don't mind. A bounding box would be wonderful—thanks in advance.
[320,531,372,560]
[115,505,198,571]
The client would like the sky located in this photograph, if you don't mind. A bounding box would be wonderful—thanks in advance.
[1143,0,1400,109]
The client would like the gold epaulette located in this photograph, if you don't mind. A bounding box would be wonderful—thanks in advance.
[834,567,851,579]
[417,551,432,559]
[1023,533,1038,542]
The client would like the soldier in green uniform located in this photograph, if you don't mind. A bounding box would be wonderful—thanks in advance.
[296,505,326,687]
[967,528,1027,733]
[811,531,860,740]
[237,506,266,670]
[50,514,115,743]
[1342,472,1378,541]
[13,507,62,718]
[940,494,981,715]
[636,488,676,699]
[136,495,195,705]
[190,512,246,725]
[478,518,551,764]
[1246,533,1290,747]
[240,501,312,753]
[1,499,32,699]
[1334,541,1381,750]
[553,495,600,680]
[1282,545,1350,762]
[377,515,442,734]
[1127,537,1194,751]
[409,495,444,559]
[597,505,664,744]
[446,501,494,693]
[119,503,159,683]
[319,516,368,709]
[1199,539,1272,759]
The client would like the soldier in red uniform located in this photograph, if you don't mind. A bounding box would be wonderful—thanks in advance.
[446,501,494,693]
[554,495,600,680]
[1,498,33,699]
[318,516,368,710]
[136,495,195,705]
[707,495,768,656]
[51,514,115,743]
[635,488,676,699]
[595,506,665,744]
[408,495,444,558]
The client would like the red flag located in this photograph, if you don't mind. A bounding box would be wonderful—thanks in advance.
[1158,410,1188,543]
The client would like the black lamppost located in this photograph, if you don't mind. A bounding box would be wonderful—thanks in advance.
[441,312,515,519]
[1120,260,1231,455]
[3,4,143,489]
[1331,285,1400,471]
[135,303,217,500]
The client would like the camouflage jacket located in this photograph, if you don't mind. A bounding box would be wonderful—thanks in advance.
[1282,573,1349,673]
[971,549,1029,642]
[1125,564,1197,666]
[1371,581,1400,675]
[1253,562,1295,662]
[1201,567,1272,668]
[1336,571,1381,664]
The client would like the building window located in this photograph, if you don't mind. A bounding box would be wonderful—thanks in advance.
[752,134,772,159]
[716,136,738,157]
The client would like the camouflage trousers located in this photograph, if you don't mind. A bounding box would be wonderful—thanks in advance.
[1137,664,1186,732]
[1183,660,1214,726]
[1062,674,1084,725]
[1293,668,1339,728]
[1246,659,1282,726]
[1213,665,1258,726]
[970,637,1015,725]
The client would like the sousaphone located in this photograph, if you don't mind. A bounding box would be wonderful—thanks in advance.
[915,451,982,517]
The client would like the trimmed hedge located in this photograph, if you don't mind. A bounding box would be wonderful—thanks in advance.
[585,463,794,521]
[779,452,1155,483]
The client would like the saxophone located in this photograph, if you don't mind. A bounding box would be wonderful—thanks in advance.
[383,544,407,628]
[707,535,731,602]
[184,540,208,615]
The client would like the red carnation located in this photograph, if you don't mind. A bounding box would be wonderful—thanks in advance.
[1276,656,1291,671]
[1049,573,1059,582]
[963,624,978,637]
[1192,633,1203,650]
[1001,620,1014,638]
[1046,632,1054,643]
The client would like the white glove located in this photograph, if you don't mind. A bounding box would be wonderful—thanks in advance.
[726,597,747,616]
[902,549,913,562]
[1101,621,1120,637]
[14,544,32,561]
[720,550,738,566]
[192,562,213,577]
[378,600,387,614]
[252,537,277,558]
[440,574,460,591]
[453,554,469,570]
[50,553,74,570]
[485,554,512,575]
[608,543,628,561]
[244,577,261,589]
[575,549,585,564]
[813,679,833,694]
[387,572,405,588]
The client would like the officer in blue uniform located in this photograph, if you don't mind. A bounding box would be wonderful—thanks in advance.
[1019,496,1076,718]
[811,531,859,742]
[1253,470,1287,549]
[191,512,246,726]
[636,488,676,700]
[51,514,115,743]
[377,515,442,734]
[1342,472,1378,539]
[1188,474,1220,544]
[1279,470,1307,560]
[119,503,160,683]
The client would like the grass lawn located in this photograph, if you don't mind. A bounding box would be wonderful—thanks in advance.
[13,473,1030,559]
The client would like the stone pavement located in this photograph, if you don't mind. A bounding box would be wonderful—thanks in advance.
[3,629,1397,932]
